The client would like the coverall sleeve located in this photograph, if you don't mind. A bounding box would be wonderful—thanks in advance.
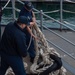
[15,34,27,57]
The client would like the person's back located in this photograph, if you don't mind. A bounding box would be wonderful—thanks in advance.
[0,16,30,75]
[19,6,33,22]
[1,22,27,57]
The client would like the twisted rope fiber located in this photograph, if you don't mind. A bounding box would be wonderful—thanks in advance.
[5,24,67,75]
[1,0,73,74]
[1,0,66,74]
[30,23,66,75]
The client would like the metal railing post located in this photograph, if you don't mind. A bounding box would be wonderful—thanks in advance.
[60,0,63,31]
[11,0,16,21]
[40,10,43,31]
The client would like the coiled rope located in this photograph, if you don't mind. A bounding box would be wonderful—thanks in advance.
[30,23,66,75]
[5,23,66,75]
[4,0,66,74]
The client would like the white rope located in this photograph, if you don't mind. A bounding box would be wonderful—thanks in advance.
[64,21,75,27]
[44,10,59,14]
[4,0,66,74]
[2,0,11,10]
[27,27,33,50]
[5,23,66,75]
[65,0,75,4]
[30,23,66,75]
[63,10,75,14]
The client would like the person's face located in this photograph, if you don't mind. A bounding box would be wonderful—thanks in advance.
[21,24,26,29]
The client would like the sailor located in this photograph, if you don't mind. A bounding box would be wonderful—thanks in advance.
[19,1,36,63]
[0,16,32,75]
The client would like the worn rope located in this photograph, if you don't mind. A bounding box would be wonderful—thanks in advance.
[5,23,66,75]
[30,23,66,75]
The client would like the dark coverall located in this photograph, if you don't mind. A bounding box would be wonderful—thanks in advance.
[19,7,35,61]
[19,7,62,75]
[0,23,62,75]
[0,22,27,75]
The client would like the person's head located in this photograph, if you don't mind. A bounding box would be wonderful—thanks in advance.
[17,16,30,29]
[24,1,33,11]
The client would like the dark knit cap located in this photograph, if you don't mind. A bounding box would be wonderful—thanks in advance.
[24,1,33,10]
[18,16,30,25]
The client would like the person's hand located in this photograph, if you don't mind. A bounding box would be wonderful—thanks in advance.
[33,35,39,40]
[29,22,35,27]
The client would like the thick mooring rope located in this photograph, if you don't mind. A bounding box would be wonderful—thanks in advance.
[30,23,66,75]
[5,24,66,75]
